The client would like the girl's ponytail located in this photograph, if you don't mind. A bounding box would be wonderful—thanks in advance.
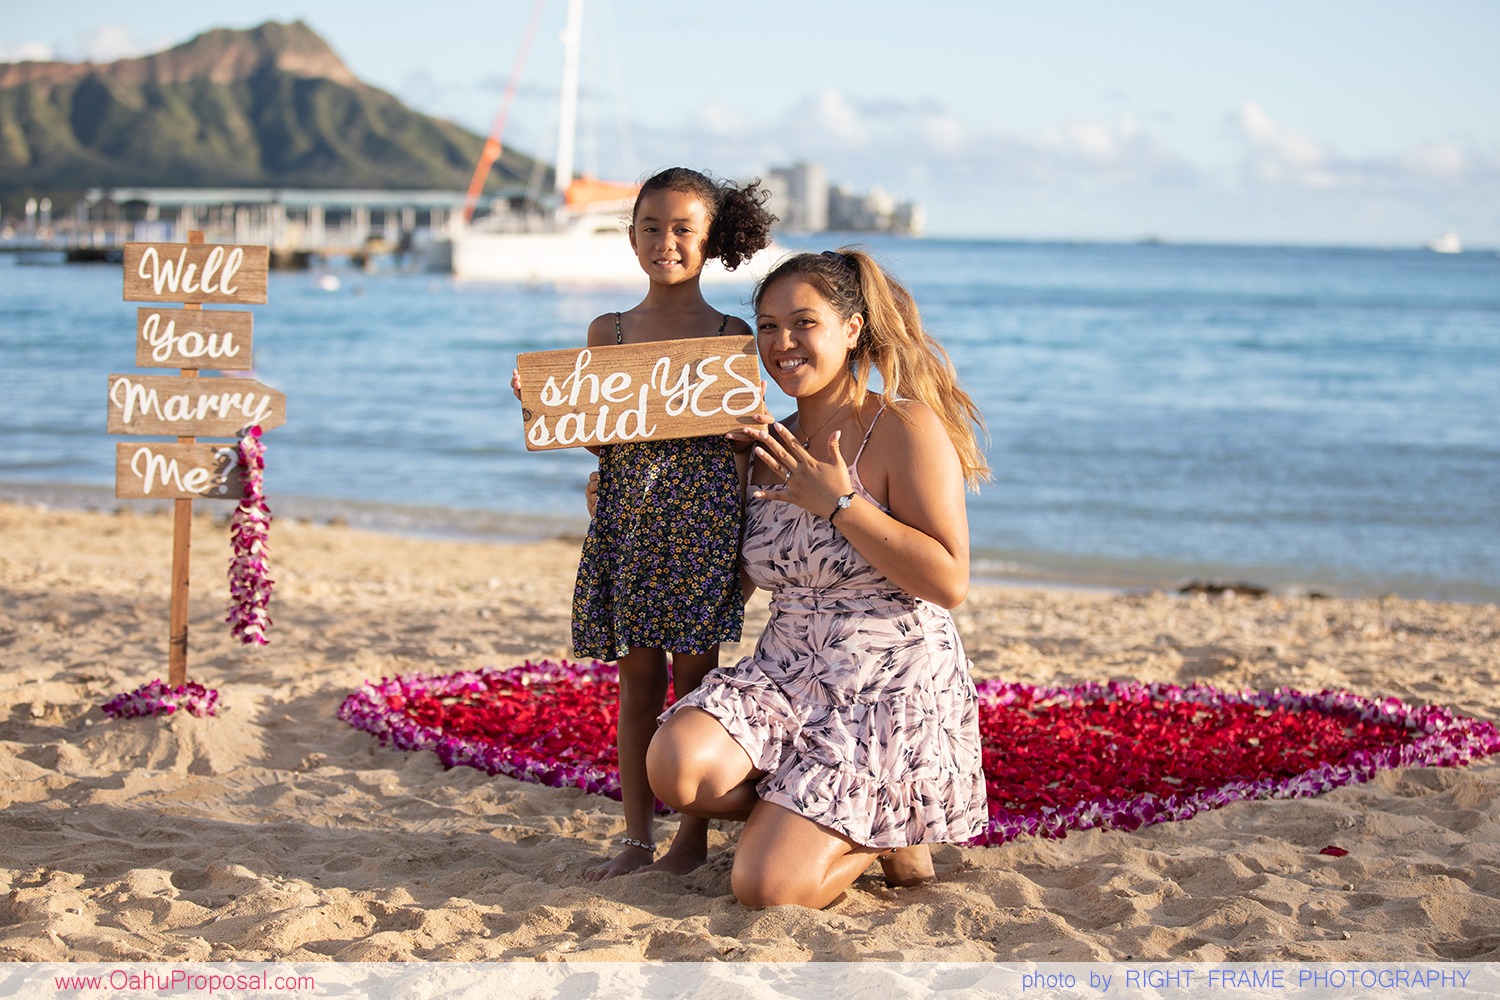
[707,180,776,270]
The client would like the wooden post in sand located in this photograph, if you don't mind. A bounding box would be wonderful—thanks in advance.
[108,232,280,685]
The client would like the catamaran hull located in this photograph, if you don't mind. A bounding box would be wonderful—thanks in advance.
[432,230,784,286]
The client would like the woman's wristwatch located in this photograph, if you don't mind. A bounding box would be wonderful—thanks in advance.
[828,491,857,523]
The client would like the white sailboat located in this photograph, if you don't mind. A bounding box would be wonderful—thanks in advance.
[1424,231,1462,255]
[429,0,780,286]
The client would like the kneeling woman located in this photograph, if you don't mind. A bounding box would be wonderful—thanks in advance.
[647,248,990,908]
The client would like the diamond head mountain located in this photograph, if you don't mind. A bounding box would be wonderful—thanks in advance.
[0,21,547,212]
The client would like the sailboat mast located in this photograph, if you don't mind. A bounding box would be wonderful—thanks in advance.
[554,0,583,204]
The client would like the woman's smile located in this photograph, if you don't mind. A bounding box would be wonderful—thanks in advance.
[756,277,860,396]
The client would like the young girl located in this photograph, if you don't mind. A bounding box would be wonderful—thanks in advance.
[568,167,775,881]
[647,247,989,908]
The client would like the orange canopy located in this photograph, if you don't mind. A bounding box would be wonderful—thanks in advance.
[564,176,639,208]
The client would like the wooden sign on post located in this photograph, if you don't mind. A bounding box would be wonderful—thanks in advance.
[108,236,276,686]
[123,242,269,304]
[107,374,287,437]
[114,442,246,501]
[516,335,765,451]
[136,307,256,369]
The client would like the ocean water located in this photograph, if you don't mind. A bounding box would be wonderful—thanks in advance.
[3,237,1498,601]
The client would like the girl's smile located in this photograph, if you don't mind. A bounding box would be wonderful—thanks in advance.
[629,189,711,284]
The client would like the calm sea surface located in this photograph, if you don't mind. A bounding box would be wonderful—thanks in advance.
[3,237,1498,601]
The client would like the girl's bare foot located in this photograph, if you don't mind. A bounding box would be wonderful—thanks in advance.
[640,815,711,875]
[643,841,709,876]
[584,841,655,882]
[879,844,936,887]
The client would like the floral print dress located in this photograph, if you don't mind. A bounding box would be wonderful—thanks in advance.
[664,409,987,848]
[570,315,744,661]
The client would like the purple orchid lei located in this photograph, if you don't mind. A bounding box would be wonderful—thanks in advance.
[226,425,274,645]
[101,679,219,719]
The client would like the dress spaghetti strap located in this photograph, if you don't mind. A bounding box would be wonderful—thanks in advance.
[851,404,886,471]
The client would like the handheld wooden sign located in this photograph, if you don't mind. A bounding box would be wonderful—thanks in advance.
[517,335,765,451]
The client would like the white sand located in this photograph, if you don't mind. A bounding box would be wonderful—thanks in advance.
[2,501,1497,962]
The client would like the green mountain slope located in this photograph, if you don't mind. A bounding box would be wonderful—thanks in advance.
[0,21,546,209]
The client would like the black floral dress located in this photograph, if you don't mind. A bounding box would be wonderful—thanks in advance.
[570,315,744,661]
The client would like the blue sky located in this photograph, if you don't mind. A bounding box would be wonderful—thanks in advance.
[7,1,1499,246]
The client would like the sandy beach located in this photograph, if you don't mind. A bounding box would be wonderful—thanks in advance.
[2,498,1498,964]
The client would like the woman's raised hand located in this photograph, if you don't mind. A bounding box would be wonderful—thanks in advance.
[748,423,853,517]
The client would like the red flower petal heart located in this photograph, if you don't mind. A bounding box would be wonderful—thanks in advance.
[339,662,1500,845]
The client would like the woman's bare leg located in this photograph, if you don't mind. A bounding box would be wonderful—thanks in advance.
[647,706,762,821]
[585,646,668,882]
[648,709,937,903]
[731,801,884,909]
[643,649,719,875]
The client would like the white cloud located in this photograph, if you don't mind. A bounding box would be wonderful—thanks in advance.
[561,86,1500,242]
[1401,141,1468,181]
[783,89,869,147]
[76,25,146,62]
[1237,100,1327,166]
[632,88,1205,235]
[1234,100,1341,187]
[1229,100,1500,213]
[1045,120,1118,160]
[1,25,163,65]
[1034,112,1174,175]
[0,41,56,63]
[916,110,965,154]
[693,102,747,137]
[760,92,1188,193]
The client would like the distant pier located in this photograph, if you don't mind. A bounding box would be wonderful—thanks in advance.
[4,187,471,269]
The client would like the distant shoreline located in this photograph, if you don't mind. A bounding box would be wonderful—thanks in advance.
[6,478,1494,607]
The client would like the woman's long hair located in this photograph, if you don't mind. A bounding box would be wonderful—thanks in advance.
[754,247,990,490]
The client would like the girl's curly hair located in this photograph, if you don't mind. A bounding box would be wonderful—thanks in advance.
[634,167,778,270]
